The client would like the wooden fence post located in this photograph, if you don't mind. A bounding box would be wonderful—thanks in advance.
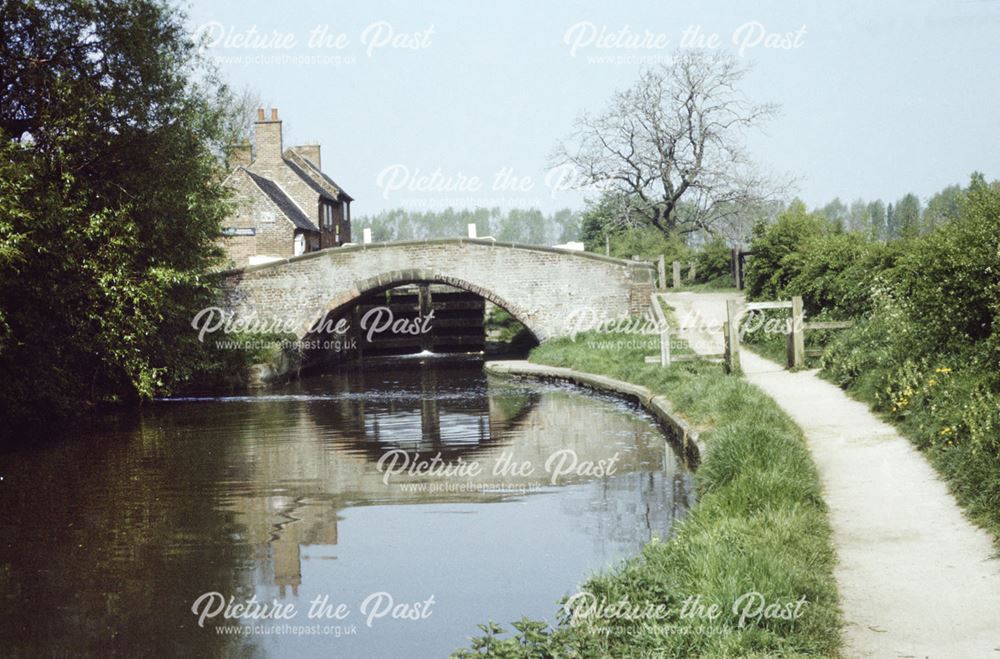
[688,262,696,283]
[672,261,682,288]
[724,298,741,374]
[657,255,666,290]
[788,295,805,369]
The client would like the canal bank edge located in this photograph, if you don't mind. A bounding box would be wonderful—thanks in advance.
[484,359,704,464]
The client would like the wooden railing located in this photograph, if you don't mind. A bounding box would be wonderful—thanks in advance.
[649,294,854,372]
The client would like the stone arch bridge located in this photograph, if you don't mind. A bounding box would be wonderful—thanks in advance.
[219,238,656,342]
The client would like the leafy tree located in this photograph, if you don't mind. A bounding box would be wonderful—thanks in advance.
[866,199,887,240]
[894,193,922,239]
[578,191,648,252]
[360,207,580,245]
[0,0,235,425]
[819,198,848,232]
[552,208,581,244]
[923,184,964,230]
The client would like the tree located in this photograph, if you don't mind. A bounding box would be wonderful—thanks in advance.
[847,199,870,234]
[217,85,263,156]
[819,198,848,232]
[923,184,964,230]
[894,193,922,239]
[0,0,235,426]
[867,200,886,241]
[553,49,785,238]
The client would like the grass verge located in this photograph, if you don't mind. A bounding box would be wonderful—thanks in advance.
[454,331,841,658]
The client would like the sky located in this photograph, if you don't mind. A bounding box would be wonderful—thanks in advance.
[185,0,1000,218]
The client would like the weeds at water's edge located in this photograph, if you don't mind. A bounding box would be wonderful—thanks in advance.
[453,332,842,658]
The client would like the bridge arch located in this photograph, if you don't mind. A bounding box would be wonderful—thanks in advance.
[304,268,543,343]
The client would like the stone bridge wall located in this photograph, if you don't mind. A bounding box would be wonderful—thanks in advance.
[219,239,656,342]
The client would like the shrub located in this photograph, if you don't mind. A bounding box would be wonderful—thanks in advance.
[694,237,733,284]
[744,201,829,301]
[890,174,1000,355]
[784,234,898,317]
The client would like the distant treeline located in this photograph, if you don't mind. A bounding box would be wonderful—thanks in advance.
[356,208,582,245]
[809,186,964,241]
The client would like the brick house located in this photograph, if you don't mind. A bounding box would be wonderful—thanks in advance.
[219,108,353,267]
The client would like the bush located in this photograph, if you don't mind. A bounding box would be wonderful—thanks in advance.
[890,174,1000,354]
[694,237,733,284]
[744,201,829,302]
[607,226,692,263]
[783,234,899,317]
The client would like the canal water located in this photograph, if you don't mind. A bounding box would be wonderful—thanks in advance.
[1,357,694,658]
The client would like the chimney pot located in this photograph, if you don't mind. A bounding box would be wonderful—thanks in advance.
[257,108,265,121]
[270,108,278,120]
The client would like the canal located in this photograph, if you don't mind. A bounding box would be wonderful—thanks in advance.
[0,357,694,658]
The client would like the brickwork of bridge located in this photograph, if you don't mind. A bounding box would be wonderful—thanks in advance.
[219,238,657,342]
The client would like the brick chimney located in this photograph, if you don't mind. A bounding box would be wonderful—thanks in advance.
[294,144,321,169]
[254,107,282,163]
[225,138,252,169]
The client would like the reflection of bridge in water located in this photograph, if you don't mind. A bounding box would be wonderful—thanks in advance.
[225,362,694,595]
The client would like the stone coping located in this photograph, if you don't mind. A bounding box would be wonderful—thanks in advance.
[484,359,703,466]
[217,238,658,277]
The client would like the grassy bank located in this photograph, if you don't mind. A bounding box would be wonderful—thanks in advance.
[822,317,1000,544]
[741,175,1000,546]
[455,332,841,657]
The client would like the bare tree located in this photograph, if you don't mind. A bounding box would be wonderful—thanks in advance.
[219,85,263,146]
[554,50,787,238]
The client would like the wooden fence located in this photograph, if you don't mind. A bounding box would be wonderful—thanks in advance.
[651,295,853,372]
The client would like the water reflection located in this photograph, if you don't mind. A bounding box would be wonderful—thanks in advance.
[1,357,694,658]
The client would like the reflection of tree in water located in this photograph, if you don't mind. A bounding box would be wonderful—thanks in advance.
[0,415,264,658]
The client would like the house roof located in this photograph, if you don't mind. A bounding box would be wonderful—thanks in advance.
[243,169,319,232]
[284,149,354,202]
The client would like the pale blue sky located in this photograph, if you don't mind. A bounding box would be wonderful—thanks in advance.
[186,0,1000,216]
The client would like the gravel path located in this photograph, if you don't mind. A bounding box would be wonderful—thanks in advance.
[664,291,1000,658]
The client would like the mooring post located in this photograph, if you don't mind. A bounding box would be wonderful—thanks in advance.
[672,261,682,288]
[657,255,666,290]
[789,295,805,369]
[724,298,742,374]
